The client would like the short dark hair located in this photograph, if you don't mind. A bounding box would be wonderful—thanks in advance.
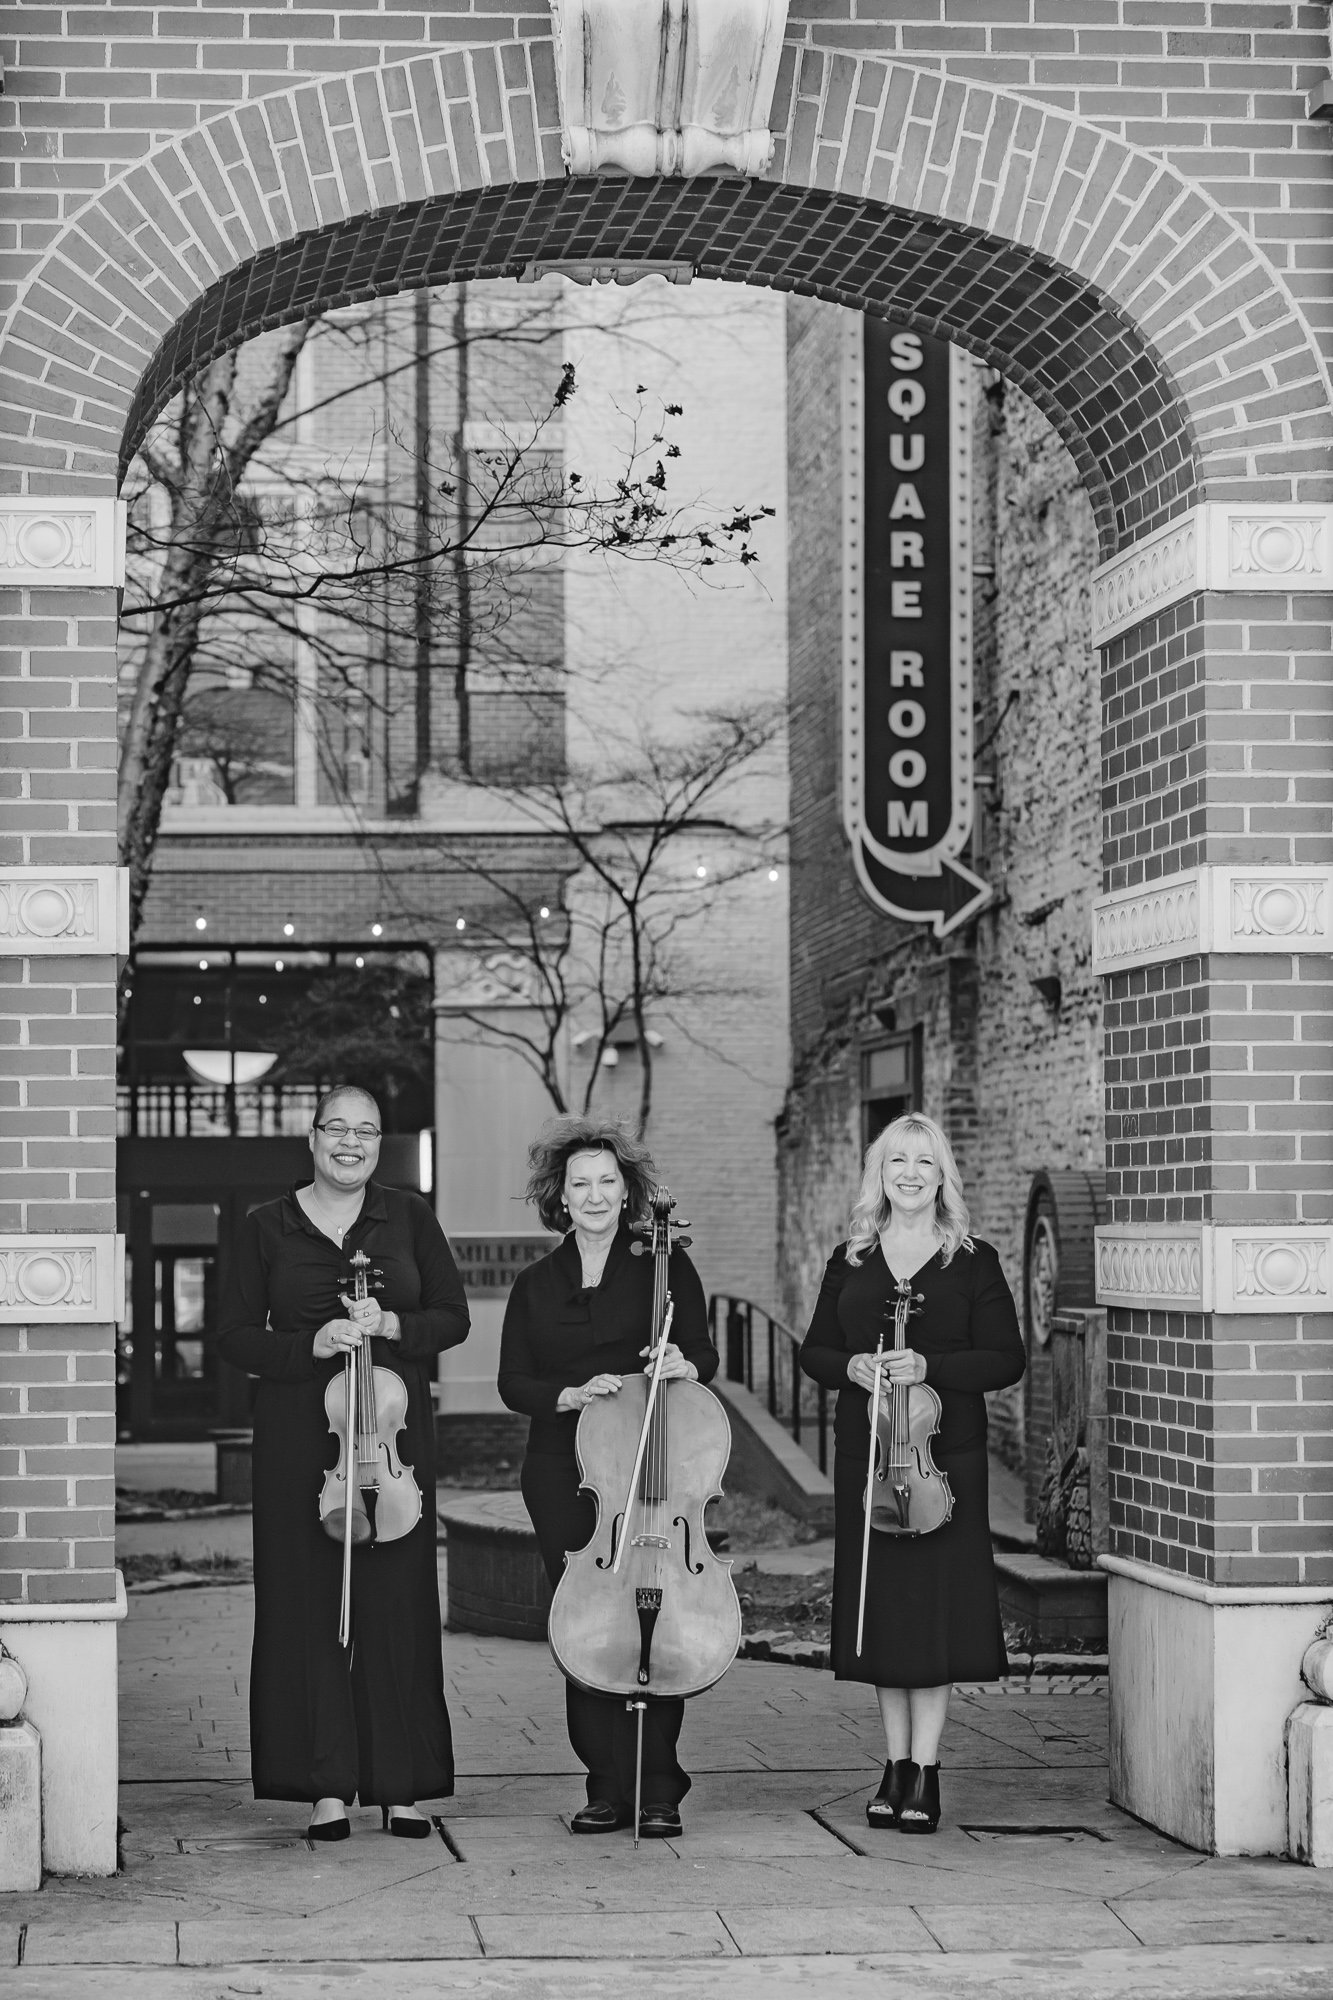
[524,1116,655,1232]
[313,1084,382,1130]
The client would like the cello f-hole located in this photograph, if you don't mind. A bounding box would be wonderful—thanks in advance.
[673,1514,704,1576]
[595,1512,625,1571]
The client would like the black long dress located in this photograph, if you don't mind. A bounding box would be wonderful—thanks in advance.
[218,1181,470,1805]
[497,1223,719,1809]
[799,1238,1024,1687]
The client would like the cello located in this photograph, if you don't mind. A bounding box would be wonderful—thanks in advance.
[546,1187,741,1844]
[855,1276,953,1656]
[319,1249,422,1647]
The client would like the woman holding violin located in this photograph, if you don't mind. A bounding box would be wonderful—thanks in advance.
[498,1117,720,1838]
[799,1113,1023,1835]
[218,1084,469,1841]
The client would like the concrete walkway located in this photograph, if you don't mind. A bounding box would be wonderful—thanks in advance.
[6,1505,1333,1996]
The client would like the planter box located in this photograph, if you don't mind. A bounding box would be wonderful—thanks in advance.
[438,1492,551,1640]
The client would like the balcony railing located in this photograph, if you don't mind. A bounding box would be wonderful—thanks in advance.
[708,1292,828,1475]
[118,1082,321,1139]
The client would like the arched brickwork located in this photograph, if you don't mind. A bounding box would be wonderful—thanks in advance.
[3,45,1330,554]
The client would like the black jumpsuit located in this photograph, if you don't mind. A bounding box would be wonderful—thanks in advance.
[218,1182,470,1806]
[498,1223,719,1809]
[799,1238,1024,1687]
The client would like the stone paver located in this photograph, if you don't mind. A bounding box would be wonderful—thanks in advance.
[4,1523,1333,1997]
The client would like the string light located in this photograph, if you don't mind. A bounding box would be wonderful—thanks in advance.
[283,922,295,937]
[371,923,383,937]
[456,917,466,931]
[768,868,780,882]
[355,956,365,968]
[695,864,708,879]
[194,915,207,931]
[198,959,208,971]
[275,959,285,972]
[539,906,550,920]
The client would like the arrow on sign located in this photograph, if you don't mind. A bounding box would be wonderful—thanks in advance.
[853,840,993,940]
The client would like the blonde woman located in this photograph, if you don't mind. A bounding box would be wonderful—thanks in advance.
[799,1113,1024,1835]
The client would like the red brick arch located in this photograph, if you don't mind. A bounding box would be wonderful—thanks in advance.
[4,41,1330,554]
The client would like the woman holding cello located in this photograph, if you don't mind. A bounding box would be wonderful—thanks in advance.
[498,1117,721,1838]
[218,1084,469,1841]
[799,1113,1024,1835]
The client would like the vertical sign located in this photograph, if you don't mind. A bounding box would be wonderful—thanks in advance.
[842,317,990,937]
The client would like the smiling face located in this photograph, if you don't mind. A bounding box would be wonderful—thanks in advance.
[309,1090,382,1197]
[880,1127,943,1226]
[562,1148,627,1239]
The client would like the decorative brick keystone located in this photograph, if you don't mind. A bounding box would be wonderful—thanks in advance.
[1091,866,1333,974]
[0,868,130,957]
[1091,503,1333,645]
[548,0,789,176]
[0,1236,125,1324]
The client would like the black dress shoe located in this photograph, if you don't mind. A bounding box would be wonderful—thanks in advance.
[307,1814,350,1843]
[866,1757,916,1829]
[381,1806,433,1839]
[636,1802,683,1839]
[571,1800,631,1834]
[898,1763,941,1834]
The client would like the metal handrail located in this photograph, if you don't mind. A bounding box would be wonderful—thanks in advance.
[708,1292,829,1475]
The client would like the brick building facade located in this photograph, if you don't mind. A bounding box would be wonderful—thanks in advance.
[1,0,1330,1870]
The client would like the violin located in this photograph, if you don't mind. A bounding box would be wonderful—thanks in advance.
[855,1276,953,1656]
[319,1249,422,1647]
[546,1188,741,1842]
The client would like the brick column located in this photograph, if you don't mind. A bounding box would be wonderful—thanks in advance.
[1090,503,1333,1856]
[0,498,127,1875]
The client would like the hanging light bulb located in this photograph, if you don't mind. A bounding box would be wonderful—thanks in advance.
[371,923,383,937]
[283,922,295,937]
[194,915,207,931]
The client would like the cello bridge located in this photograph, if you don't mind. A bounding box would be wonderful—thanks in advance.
[630,1533,671,1549]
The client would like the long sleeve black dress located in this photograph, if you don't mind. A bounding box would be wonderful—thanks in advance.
[498,1223,719,1809]
[799,1237,1024,1687]
[218,1181,470,1806]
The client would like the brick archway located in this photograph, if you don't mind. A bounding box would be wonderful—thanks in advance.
[3,46,1329,553]
[2,15,1331,1875]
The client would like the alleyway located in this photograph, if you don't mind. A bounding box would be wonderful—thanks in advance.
[5,1542,1333,1998]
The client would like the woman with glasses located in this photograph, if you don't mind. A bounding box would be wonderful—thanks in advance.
[219,1083,469,1843]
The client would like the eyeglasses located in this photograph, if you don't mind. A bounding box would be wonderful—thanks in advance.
[315,1121,382,1141]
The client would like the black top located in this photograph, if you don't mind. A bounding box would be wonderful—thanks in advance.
[218,1180,470,1383]
[497,1221,719,1457]
[798,1238,1024,1458]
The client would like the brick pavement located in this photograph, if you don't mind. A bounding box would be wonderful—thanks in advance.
[4,1549,1333,1997]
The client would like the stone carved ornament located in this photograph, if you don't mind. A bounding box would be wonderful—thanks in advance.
[0,1246,96,1313]
[0,877,98,943]
[549,0,789,177]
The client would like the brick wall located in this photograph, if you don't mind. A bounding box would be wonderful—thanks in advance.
[781,298,1105,1473]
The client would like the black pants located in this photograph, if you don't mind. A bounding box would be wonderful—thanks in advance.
[521,1452,690,1808]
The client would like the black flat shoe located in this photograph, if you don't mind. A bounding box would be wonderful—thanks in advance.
[636,1802,682,1839]
[570,1800,632,1834]
[307,1815,350,1843]
[381,1806,433,1839]
[898,1763,941,1834]
[866,1757,916,1829]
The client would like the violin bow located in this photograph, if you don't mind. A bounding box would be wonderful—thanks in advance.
[855,1312,889,1658]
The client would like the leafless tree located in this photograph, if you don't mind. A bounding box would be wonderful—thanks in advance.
[117,295,773,943]
[418,699,786,1135]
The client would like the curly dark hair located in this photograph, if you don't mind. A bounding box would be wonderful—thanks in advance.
[524,1116,656,1232]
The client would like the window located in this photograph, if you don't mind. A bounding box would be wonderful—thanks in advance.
[860,1029,920,1147]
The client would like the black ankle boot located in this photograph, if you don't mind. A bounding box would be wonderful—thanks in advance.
[866,1757,916,1829]
[898,1762,941,1833]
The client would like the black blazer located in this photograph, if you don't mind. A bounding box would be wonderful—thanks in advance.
[798,1238,1024,1458]
[498,1221,718,1457]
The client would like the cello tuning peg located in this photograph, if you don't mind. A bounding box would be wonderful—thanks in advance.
[630,1241,648,1257]
[675,1233,692,1249]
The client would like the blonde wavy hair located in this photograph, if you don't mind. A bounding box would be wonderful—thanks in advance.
[846,1112,972,1267]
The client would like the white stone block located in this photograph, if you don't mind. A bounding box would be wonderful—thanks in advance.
[0,1578,125,1876]
[0,1722,42,1891]
[1105,1557,1332,1855]
[1288,1703,1333,1866]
